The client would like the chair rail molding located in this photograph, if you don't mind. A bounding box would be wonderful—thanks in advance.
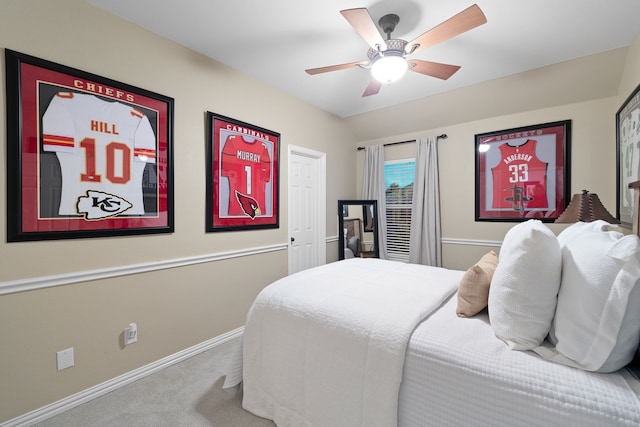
[441,237,502,247]
[0,243,287,296]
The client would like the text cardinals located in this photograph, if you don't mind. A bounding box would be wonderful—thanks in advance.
[226,125,268,140]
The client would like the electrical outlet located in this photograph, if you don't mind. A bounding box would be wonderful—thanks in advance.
[124,323,138,345]
[57,347,74,371]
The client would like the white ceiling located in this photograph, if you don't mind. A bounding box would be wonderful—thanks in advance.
[85,0,640,119]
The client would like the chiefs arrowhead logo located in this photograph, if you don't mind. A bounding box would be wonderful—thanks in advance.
[76,190,133,220]
[235,191,261,219]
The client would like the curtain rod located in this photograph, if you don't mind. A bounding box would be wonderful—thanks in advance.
[356,134,447,151]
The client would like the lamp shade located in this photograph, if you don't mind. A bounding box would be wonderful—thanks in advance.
[555,190,620,223]
[371,55,408,84]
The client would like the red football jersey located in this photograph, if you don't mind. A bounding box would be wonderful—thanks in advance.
[221,135,271,216]
[42,92,156,217]
[491,139,548,210]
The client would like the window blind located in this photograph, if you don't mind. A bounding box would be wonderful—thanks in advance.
[384,160,415,262]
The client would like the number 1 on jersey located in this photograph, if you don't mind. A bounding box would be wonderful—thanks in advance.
[244,165,252,194]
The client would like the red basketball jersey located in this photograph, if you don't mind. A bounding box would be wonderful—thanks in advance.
[491,139,548,210]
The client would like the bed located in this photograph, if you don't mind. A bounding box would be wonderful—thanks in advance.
[224,194,640,426]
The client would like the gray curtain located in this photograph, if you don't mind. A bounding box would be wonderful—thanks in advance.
[362,144,389,259]
[409,136,442,266]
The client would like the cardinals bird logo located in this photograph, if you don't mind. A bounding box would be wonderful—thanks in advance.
[235,191,261,219]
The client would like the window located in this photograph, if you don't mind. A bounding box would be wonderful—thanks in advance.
[384,159,415,262]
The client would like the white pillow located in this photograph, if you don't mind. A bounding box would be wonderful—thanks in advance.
[545,228,640,372]
[556,220,609,247]
[548,220,616,343]
[488,220,562,350]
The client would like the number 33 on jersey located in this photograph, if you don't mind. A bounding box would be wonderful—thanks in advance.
[42,92,156,219]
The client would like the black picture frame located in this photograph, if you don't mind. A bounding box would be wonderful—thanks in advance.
[616,83,640,227]
[475,120,571,222]
[205,112,280,232]
[5,49,174,241]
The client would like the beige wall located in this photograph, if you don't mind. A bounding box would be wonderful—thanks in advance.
[618,32,640,107]
[1,0,640,423]
[0,0,357,422]
[355,43,640,270]
[356,95,618,269]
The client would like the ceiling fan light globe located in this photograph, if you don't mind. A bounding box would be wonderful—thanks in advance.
[371,55,407,84]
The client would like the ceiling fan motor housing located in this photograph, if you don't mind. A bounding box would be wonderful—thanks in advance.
[367,38,407,62]
[378,13,400,38]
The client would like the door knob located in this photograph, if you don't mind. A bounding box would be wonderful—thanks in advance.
[290,237,295,243]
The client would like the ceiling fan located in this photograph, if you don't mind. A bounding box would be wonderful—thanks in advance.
[305,4,487,97]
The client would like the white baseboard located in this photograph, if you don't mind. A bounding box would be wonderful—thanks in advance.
[1,327,244,427]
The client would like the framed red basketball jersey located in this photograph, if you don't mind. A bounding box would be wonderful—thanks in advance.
[490,140,549,211]
[475,121,571,222]
[206,112,280,232]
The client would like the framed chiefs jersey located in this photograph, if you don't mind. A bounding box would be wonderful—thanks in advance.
[206,112,280,232]
[5,49,174,241]
[475,120,571,222]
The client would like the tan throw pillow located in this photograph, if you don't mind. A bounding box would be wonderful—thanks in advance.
[456,250,498,318]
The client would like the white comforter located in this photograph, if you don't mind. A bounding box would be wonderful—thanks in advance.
[240,258,462,427]
[399,295,640,426]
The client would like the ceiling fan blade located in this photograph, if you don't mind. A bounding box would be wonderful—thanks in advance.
[405,4,487,54]
[362,78,382,97]
[340,8,386,50]
[305,61,369,75]
[408,59,461,80]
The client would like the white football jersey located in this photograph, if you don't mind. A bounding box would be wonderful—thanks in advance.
[42,92,156,216]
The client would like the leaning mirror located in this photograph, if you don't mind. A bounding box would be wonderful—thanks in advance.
[338,199,379,260]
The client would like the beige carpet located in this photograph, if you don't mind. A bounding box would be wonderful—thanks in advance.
[35,339,275,427]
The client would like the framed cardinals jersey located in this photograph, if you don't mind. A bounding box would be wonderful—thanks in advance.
[42,92,156,216]
[220,134,271,216]
[491,139,549,210]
